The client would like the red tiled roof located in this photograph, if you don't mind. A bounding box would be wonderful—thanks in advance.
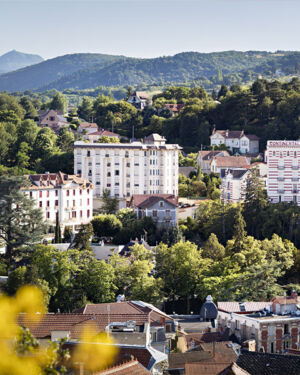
[96,359,150,374]
[198,151,230,160]
[18,313,148,339]
[213,156,249,168]
[22,172,92,190]
[272,295,300,305]
[217,302,272,313]
[185,332,223,345]
[130,194,178,209]
[212,130,244,139]
[185,362,233,375]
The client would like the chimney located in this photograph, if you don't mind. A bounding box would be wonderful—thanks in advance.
[226,129,229,137]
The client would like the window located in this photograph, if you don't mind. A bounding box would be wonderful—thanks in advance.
[115,182,119,186]
[39,191,42,198]
[87,209,90,218]
[126,163,130,167]
[96,181,100,185]
[87,189,90,194]
[55,190,58,196]
[107,183,111,187]
[73,200,75,207]
[72,211,76,218]
[67,190,70,196]
[127,182,130,187]
[115,170,119,176]
[295,151,297,158]
[80,189,82,195]
[152,210,157,217]
[39,201,42,208]
[55,200,58,207]
[107,162,111,167]
[80,210,83,218]
[73,189,76,196]
[87,198,90,205]
[30,192,33,198]
[47,191,49,197]
[46,212,50,219]
[284,324,289,335]
[107,172,111,177]
[87,151,90,157]
[294,196,297,203]
[105,153,109,157]
[159,201,164,207]
[47,201,50,207]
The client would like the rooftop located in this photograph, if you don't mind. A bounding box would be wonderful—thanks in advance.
[96,359,151,374]
[218,301,272,314]
[213,156,249,169]
[130,194,178,209]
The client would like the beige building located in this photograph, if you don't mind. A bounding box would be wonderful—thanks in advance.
[74,134,181,200]
[196,150,230,174]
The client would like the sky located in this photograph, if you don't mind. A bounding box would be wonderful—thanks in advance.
[1,0,300,60]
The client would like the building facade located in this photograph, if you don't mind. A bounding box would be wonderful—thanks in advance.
[267,140,300,204]
[196,150,230,174]
[221,169,250,203]
[74,134,180,199]
[38,109,69,133]
[22,172,93,231]
[127,91,151,110]
[129,194,178,226]
[210,130,259,154]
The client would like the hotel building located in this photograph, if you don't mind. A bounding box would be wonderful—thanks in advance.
[22,172,93,231]
[266,140,300,204]
[73,134,181,199]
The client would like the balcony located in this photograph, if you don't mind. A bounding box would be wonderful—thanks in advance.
[278,165,285,170]
[278,189,284,194]
[293,190,298,194]
[292,165,299,170]
[277,177,284,181]
[292,177,299,181]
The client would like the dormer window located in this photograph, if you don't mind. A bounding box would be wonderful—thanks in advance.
[159,201,164,207]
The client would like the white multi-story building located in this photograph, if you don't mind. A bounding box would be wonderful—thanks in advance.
[22,172,93,231]
[73,134,180,199]
[210,129,259,154]
[267,140,300,204]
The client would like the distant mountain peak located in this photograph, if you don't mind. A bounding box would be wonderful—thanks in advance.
[0,50,44,75]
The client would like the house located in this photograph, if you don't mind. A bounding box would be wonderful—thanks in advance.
[197,151,230,174]
[129,194,178,226]
[220,169,250,203]
[210,130,259,154]
[78,122,98,134]
[266,140,300,204]
[38,109,69,133]
[127,91,151,110]
[74,134,181,201]
[163,103,185,115]
[95,358,151,374]
[84,129,121,143]
[217,292,300,353]
[22,172,93,232]
[210,156,250,174]
[76,300,177,354]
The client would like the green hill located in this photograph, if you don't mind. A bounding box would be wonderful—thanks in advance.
[0,50,43,74]
[0,50,299,92]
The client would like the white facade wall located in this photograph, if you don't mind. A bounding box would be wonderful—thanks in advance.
[221,175,246,203]
[267,140,300,204]
[23,184,93,231]
[74,141,179,198]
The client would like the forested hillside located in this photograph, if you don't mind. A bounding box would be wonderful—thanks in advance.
[2,50,300,92]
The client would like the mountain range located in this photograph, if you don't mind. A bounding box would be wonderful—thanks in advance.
[0,50,43,75]
[0,50,300,92]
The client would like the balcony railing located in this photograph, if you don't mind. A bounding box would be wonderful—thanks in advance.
[292,166,299,170]
[278,165,285,170]
[293,190,298,194]
[292,177,299,181]
[277,177,284,181]
[278,189,284,194]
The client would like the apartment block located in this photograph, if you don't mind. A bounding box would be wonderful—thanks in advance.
[267,140,300,204]
[73,134,181,199]
[22,172,93,231]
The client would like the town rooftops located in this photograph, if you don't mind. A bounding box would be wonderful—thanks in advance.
[130,194,178,209]
[22,172,93,190]
[218,302,272,314]
[185,362,250,375]
[236,351,300,375]
[213,156,249,169]
[272,294,300,305]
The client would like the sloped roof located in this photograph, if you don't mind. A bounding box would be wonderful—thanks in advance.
[96,359,150,374]
[212,130,244,139]
[130,194,178,209]
[244,134,259,141]
[164,103,185,112]
[198,151,230,160]
[18,313,148,339]
[220,169,249,179]
[272,295,300,305]
[143,133,166,142]
[79,122,98,129]
[185,362,239,375]
[218,302,272,313]
[214,156,249,169]
[236,351,300,375]
[184,332,224,346]
[135,91,149,100]
[22,172,92,190]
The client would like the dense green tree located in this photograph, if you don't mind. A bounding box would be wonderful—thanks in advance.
[71,223,94,251]
[201,233,225,260]
[56,127,75,152]
[77,96,94,121]
[49,93,68,113]
[100,189,119,214]
[92,214,122,238]
[0,176,45,262]
[54,213,62,243]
